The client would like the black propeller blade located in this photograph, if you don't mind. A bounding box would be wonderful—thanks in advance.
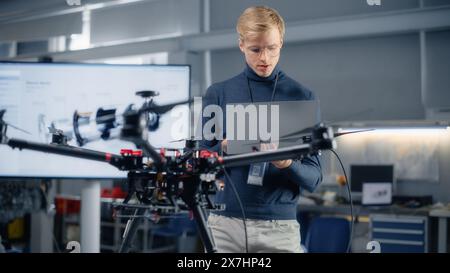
[241,128,374,147]
[141,98,193,115]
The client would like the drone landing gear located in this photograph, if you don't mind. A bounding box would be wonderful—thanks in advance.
[117,205,216,253]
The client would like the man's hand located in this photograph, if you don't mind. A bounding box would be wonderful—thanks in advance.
[260,142,292,169]
[272,159,292,169]
[221,139,227,155]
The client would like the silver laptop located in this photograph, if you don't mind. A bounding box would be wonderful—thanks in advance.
[226,100,320,155]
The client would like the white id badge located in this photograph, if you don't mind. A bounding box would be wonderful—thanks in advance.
[247,162,267,186]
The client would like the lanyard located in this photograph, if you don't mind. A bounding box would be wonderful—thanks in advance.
[246,72,279,103]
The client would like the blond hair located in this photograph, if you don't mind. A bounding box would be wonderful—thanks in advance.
[236,6,285,41]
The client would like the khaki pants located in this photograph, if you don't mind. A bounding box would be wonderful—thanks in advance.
[207,214,303,253]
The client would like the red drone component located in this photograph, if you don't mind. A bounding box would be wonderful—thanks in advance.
[160,148,166,157]
[120,149,142,157]
[120,149,133,156]
[105,153,112,162]
[199,150,219,158]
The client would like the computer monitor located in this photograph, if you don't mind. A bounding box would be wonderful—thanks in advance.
[350,165,394,204]
[362,182,393,206]
[0,62,190,179]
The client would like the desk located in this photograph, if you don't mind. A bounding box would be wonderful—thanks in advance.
[429,209,450,253]
[298,203,430,217]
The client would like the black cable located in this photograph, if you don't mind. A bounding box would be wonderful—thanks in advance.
[330,149,353,253]
[222,167,249,253]
[52,234,62,253]
[270,72,279,102]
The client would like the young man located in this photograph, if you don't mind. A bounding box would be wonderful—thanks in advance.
[201,6,322,253]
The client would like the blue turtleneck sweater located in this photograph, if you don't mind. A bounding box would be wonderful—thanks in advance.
[201,64,322,220]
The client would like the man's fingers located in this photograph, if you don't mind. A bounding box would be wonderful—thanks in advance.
[221,139,228,153]
[270,142,279,149]
[260,142,278,151]
[260,143,269,151]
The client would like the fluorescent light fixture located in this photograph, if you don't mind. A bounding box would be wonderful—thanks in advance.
[334,119,449,131]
